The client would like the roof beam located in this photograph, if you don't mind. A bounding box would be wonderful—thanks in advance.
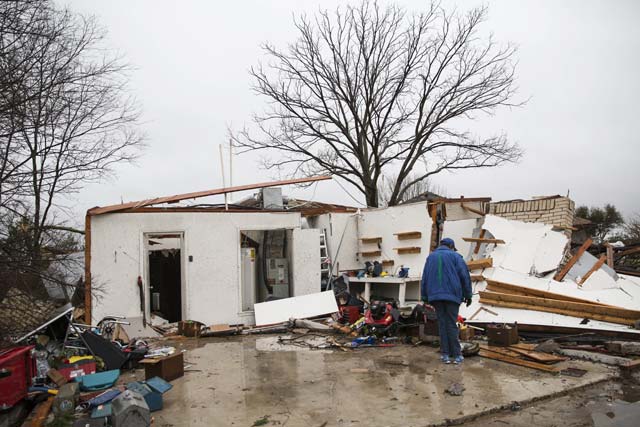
[88,175,332,216]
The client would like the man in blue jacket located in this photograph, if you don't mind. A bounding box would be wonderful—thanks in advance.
[420,238,472,364]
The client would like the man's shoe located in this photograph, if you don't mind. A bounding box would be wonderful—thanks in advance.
[453,355,464,364]
[441,355,451,364]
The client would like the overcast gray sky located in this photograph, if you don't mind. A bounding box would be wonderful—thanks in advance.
[60,0,640,219]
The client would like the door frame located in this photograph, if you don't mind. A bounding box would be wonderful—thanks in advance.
[141,231,186,323]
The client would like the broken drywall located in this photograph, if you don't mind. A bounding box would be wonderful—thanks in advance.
[253,291,338,326]
[481,215,568,276]
[442,219,481,260]
[566,250,619,282]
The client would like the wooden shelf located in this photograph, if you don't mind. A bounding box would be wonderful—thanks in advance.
[463,237,505,244]
[381,260,395,266]
[466,258,493,270]
[360,250,381,257]
[394,231,422,240]
[360,237,382,244]
[393,247,421,255]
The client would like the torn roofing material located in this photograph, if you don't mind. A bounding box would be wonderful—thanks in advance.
[87,175,332,216]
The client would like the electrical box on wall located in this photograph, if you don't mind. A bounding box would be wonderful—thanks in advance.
[267,258,289,298]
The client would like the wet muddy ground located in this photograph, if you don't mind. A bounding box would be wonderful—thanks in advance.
[122,335,625,427]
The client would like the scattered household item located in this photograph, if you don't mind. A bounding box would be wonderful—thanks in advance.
[53,382,79,415]
[81,331,128,371]
[139,352,184,381]
[111,390,150,427]
[126,377,172,412]
[58,358,97,380]
[178,320,202,337]
[0,345,35,409]
[75,370,120,392]
[487,323,519,346]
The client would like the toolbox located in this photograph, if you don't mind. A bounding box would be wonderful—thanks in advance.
[58,359,97,380]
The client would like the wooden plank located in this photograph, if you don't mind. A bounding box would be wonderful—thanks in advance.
[360,250,382,257]
[479,344,523,359]
[471,274,485,282]
[394,247,421,255]
[474,229,486,255]
[360,237,382,244]
[466,258,493,270]
[480,291,640,320]
[394,231,422,240]
[485,279,612,307]
[479,294,637,326]
[29,396,54,427]
[463,237,506,244]
[579,255,607,285]
[606,244,614,268]
[381,259,395,266]
[614,246,640,258]
[479,349,560,373]
[461,203,486,216]
[554,238,593,281]
[510,343,537,351]
[505,346,568,364]
[84,214,92,324]
[88,175,332,215]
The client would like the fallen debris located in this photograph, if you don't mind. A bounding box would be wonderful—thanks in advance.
[254,291,339,326]
[445,383,465,396]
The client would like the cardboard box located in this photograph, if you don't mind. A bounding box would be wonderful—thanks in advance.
[178,321,201,337]
[487,323,519,346]
[140,352,184,382]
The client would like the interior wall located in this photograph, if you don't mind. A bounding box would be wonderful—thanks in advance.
[90,212,302,325]
[357,202,432,277]
[311,213,360,272]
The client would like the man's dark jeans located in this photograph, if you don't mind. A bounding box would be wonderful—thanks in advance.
[431,300,461,358]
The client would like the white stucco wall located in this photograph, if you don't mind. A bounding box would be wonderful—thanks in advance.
[90,211,302,326]
[357,202,432,277]
[310,212,360,272]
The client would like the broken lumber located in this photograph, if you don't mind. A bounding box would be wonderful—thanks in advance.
[479,291,639,326]
[554,238,593,281]
[473,229,486,254]
[479,349,560,373]
[578,255,607,285]
[615,246,640,258]
[461,203,486,216]
[462,237,505,244]
[466,258,493,271]
[471,274,485,282]
[485,279,612,307]
[504,346,568,364]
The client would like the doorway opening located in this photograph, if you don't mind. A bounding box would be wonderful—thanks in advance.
[145,233,183,323]
[240,229,292,312]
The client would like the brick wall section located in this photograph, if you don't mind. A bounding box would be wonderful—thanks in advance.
[489,196,575,230]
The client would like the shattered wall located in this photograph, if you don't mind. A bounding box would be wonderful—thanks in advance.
[489,196,574,230]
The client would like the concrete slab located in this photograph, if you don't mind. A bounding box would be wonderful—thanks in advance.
[141,336,615,427]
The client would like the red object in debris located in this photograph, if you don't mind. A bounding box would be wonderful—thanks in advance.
[57,360,97,381]
[339,306,361,324]
[0,345,35,409]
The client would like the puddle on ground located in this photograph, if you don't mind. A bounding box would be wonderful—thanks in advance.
[591,400,640,427]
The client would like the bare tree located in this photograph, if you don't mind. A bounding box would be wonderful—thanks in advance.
[378,172,445,206]
[0,0,142,299]
[233,1,522,207]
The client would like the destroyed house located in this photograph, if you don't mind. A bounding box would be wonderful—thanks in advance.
[85,179,640,338]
